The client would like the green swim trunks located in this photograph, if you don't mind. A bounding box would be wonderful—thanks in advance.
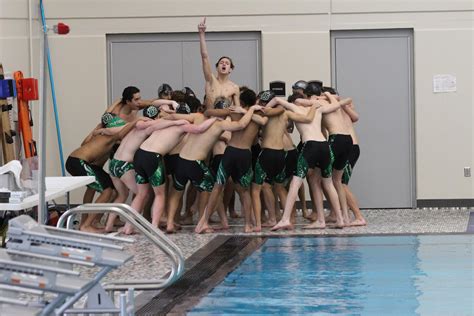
[109,158,134,178]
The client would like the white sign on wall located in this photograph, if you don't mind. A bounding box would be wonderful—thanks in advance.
[433,74,457,93]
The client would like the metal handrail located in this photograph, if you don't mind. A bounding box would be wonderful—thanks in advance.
[56,203,185,290]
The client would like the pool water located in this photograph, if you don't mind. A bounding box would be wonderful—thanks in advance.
[190,235,474,315]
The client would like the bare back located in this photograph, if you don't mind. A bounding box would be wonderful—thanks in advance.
[322,108,352,136]
[70,135,117,164]
[285,104,326,142]
[140,125,186,155]
[180,119,224,161]
[261,112,287,149]
[227,113,261,149]
[114,128,149,162]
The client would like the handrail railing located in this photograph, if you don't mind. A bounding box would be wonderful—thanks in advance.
[56,203,185,290]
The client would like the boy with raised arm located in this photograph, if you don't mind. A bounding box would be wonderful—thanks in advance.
[198,17,240,109]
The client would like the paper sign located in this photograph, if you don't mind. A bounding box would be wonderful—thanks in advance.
[433,74,456,93]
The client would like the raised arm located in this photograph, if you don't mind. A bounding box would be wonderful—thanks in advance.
[198,17,213,83]
[182,117,217,134]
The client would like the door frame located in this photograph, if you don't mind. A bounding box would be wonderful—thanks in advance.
[330,29,417,208]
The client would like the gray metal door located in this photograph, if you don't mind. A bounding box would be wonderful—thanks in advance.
[107,32,260,103]
[331,29,415,208]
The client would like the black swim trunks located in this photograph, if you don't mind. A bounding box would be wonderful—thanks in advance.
[216,146,253,188]
[66,156,113,193]
[173,157,215,192]
[328,134,353,171]
[295,141,333,179]
[342,144,360,185]
[254,148,286,185]
[133,148,166,187]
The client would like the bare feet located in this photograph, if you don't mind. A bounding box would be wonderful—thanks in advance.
[303,221,326,229]
[211,224,230,231]
[349,218,367,226]
[270,222,294,231]
[244,225,253,233]
[195,224,214,234]
[180,215,194,225]
[229,211,241,218]
[262,220,277,227]
[303,210,313,220]
[327,219,345,229]
[166,225,179,234]
[80,225,105,234]
[325,214,337,223]
[253,225,262,232]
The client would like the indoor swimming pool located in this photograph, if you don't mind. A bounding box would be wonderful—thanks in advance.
[189,235,474,315]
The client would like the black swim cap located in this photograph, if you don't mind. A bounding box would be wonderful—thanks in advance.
[182,87,196,97]
[143,105,160,119]
[292,80,308,90]
[214,98,231,110]
[158,83,173,97]
[259,90,276,103]
[176,102,191,114]
[304,81,323,96]
[322,86,338,95]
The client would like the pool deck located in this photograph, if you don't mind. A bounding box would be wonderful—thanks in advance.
[84,207,472,313]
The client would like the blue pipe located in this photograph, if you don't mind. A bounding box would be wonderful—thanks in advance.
[39,0,66,176]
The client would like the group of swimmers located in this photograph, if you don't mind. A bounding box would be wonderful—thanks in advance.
[65,18,367,234]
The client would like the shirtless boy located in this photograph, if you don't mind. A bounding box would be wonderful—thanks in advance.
[121,107,217,234]
[271,91,350,231]
[251,91,317,232]
[198,17,240,109]
[195,88,271,233]
[66,119,140,232]
[166,102,262,233]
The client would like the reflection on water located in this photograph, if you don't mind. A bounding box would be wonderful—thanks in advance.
[190,235,474,315]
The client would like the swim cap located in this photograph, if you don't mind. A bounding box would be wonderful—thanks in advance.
[214,98,232,109]
[182,87,196,97]
[292,80,308,90]
[304,81,323,96]
[143,105,160,119]
[176,102,191,114]
[158,83,173,97]
[259,90,276,103]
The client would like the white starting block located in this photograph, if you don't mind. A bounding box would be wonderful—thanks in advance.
[0,215,136,315]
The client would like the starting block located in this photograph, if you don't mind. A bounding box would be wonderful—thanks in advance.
[1,215,136,315]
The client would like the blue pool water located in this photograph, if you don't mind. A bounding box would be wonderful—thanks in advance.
[190,235,474,315]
